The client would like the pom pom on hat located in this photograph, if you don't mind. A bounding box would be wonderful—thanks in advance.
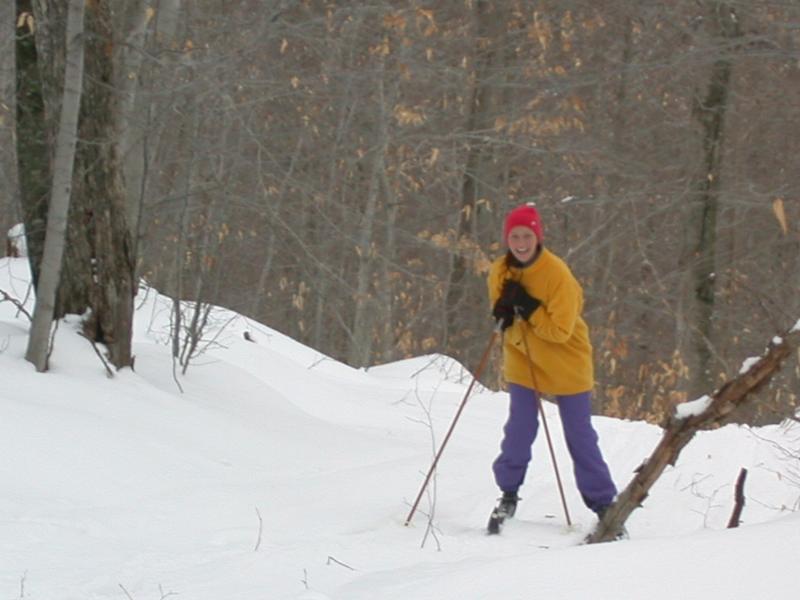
[503,203,543,243]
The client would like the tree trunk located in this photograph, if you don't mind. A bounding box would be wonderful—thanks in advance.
[587,324,799,544]
[683,3,741,398]
[250,136,304,318]
[444,0,499,355]
[25,0,136,369]
[117,0,183,273]
[15,0,50,280]
[312,71,359,356]
[0,1,21,239]
[171,91,200,358]
[116,0,152,250]
[66,1,135,369]
[348,59,391,368]
[379,171,399,362]
[591,15,634,300]
[25,0,85,371]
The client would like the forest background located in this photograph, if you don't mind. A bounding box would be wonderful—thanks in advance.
[1,0,798,425]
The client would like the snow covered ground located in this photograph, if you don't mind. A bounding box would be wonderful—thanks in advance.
[1,256,798,600]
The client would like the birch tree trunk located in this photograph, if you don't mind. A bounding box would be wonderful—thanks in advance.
[25,0,85,371]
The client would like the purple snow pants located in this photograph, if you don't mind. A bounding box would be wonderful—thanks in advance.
[492,383,617,514]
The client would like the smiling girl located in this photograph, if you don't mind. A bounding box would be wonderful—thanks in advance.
[486,203,617,529]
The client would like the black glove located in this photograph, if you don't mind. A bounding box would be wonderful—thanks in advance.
[500,280,541,321]
[492,299,514,331]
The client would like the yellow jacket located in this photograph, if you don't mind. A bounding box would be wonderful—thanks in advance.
[487,249,594,395]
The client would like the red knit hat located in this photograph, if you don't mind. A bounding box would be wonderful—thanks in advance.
[503,203,543,243]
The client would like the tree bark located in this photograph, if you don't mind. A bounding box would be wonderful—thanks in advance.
[0,1,21,239]
[24,0,136,369]
[68,0,135,369]
[116,0,152,247]
[25,0,85,371]
[348,57,391,368]
[444,0,496,354]
[683,3,741,398]
[379,171,399,362]
[587,324,800,543]
[15,0,50,280]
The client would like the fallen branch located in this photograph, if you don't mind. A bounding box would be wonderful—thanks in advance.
[587,324,800,544]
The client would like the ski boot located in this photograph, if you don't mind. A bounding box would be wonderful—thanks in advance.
[487,491,519,535]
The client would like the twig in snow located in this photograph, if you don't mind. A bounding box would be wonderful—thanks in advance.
[158,584,178,599]
[119,584,136,600]
[727,468,748,528]
[410,354,444,379]
[308,353,340,370]
[414,379,443,551]
[78,331,115,378]
[327,556,356,571]
[254,507,263,551]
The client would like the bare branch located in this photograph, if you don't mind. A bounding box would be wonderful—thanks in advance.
[0,289,32,321]
[78,331,115,378]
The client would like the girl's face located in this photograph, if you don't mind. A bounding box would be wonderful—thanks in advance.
[507,226,538,263]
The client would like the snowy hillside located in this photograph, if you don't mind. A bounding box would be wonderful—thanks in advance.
[0,257,798,600]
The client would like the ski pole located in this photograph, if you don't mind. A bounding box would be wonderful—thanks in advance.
[404,322,502,527]
[519,315,573,527]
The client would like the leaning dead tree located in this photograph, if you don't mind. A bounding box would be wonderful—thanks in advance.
[587,321,800,544]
